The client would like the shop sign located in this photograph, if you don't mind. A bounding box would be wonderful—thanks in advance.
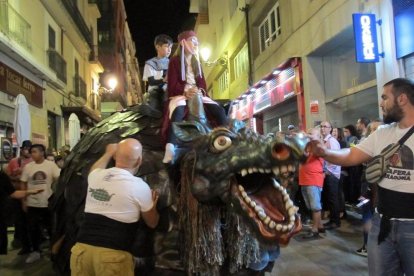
[352,13,380,63]
[310,100,319,114]
[1,137,14,162]
[0,62,43,108]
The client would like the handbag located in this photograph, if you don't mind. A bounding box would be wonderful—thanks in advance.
[365,126,414,183]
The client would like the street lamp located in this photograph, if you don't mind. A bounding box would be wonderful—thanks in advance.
[98,72,118,94]
[200,46,227,68]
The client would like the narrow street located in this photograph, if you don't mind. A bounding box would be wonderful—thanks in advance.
[0,211,368,276]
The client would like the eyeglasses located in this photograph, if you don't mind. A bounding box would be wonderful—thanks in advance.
[320,125,331,128]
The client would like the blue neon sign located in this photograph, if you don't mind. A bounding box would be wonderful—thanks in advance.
[352,13,380,63]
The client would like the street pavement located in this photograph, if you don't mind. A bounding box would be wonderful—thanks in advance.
[0,212,368,276]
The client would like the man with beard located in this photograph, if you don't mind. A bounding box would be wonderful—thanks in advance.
[308,78,414,276]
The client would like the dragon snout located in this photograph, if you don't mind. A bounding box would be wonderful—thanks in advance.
[271,143,291,161]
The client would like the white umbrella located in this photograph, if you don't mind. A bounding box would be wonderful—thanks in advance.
[68,113,80,150]
[13,94,31,157]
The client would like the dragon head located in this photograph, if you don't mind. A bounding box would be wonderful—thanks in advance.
[173,120,308,245]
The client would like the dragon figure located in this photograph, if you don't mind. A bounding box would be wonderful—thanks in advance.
[50,94,308,275]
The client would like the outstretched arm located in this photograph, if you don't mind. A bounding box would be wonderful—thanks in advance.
[89,144,118,174]
[11,189,44,199]
[308,140,371,166]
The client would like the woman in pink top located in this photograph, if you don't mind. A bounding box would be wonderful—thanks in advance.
[299,127,325,239]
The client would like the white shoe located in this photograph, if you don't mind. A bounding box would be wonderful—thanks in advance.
[25,251,41,263]
[162,143,175,163]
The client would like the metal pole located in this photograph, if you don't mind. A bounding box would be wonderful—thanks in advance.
[240,4,253,86]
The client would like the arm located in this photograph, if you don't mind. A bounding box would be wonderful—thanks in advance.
[10,188,44,199]
[309,140,371,166]
[89,144,118,174]
[141,190,160,229]
[167,57,186,97]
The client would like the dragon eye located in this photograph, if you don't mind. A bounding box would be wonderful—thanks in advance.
[212,135,232,151]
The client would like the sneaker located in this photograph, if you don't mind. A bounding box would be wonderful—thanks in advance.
[323,222,340,230]
[25,251,41,264]
[356,247,368,257]
[162,143,175,164]
[302,231,321,240]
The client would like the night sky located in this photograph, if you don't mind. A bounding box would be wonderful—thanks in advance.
[124,0,196,66]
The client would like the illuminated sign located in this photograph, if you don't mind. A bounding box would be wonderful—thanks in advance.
[352,13,380,63]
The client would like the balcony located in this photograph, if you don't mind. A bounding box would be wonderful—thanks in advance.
[73,75,87,100]
[0,1,32,51]
[61,0,93,48]
[89,44,98,62]
[48,49,67,83]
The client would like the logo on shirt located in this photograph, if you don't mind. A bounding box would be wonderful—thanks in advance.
[89,188,115,202]
[383,144,413,181]
[32,171,47,185]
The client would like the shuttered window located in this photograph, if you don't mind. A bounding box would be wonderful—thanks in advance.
[259,2,281,52]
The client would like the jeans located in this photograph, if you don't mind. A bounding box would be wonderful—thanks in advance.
[368,213,414,276]
[27,207,51,252]
[324,174,340,225]
[301,185,322,212]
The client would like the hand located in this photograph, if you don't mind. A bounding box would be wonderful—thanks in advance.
[151,190,160,206]
[307,139,327,158]
[27,189,44,195]
[105,143,118,157]
[185,86,198,99]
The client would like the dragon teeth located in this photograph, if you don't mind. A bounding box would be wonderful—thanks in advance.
[241,169,248,176]
[241,191,247,198]
[269,221,276,229]
[263,216,271,225]
[276,224,282,231]
[248,168,254,174]
[272,167,280,175]
[238,185,244,192]
[258,211,267,220]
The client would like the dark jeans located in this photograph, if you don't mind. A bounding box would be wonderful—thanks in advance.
[324,174,340,225]
[12,199,31,250]
[168,104,227,144]
[27,207,51,252]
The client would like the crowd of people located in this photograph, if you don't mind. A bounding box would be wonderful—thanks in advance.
[0,28,413,276]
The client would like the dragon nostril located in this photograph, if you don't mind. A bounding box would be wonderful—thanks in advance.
[272,144,290,160]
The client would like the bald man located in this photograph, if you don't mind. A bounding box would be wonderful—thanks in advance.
[70,139,159,276]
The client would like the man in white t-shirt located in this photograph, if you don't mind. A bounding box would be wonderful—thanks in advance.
[20,144,61,263]
[70,138,159,276]
[309,78,414,276]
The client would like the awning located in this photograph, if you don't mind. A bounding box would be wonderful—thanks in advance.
[61,106,101,126]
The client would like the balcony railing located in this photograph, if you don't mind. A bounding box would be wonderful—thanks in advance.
[0,1,32,51]
[73,75,87,100]
[61,0,93,48]
[48,49,67,83]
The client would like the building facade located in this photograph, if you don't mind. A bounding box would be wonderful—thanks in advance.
[194,0,413,134]
[0,0,103,156]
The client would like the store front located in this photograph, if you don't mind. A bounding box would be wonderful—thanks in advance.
[305,26,379,128]
[230,58,305,135]
[0,60,43,157]
[393,0,414,80]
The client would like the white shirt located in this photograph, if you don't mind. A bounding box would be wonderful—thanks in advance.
[21,160,61,208]
[85,167,153,223]
[357,123,414,193]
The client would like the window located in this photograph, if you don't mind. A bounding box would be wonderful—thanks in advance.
[218,70,229,94]
[233,44,248,80]
[259,2,281,52]
[48,25,56,49]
